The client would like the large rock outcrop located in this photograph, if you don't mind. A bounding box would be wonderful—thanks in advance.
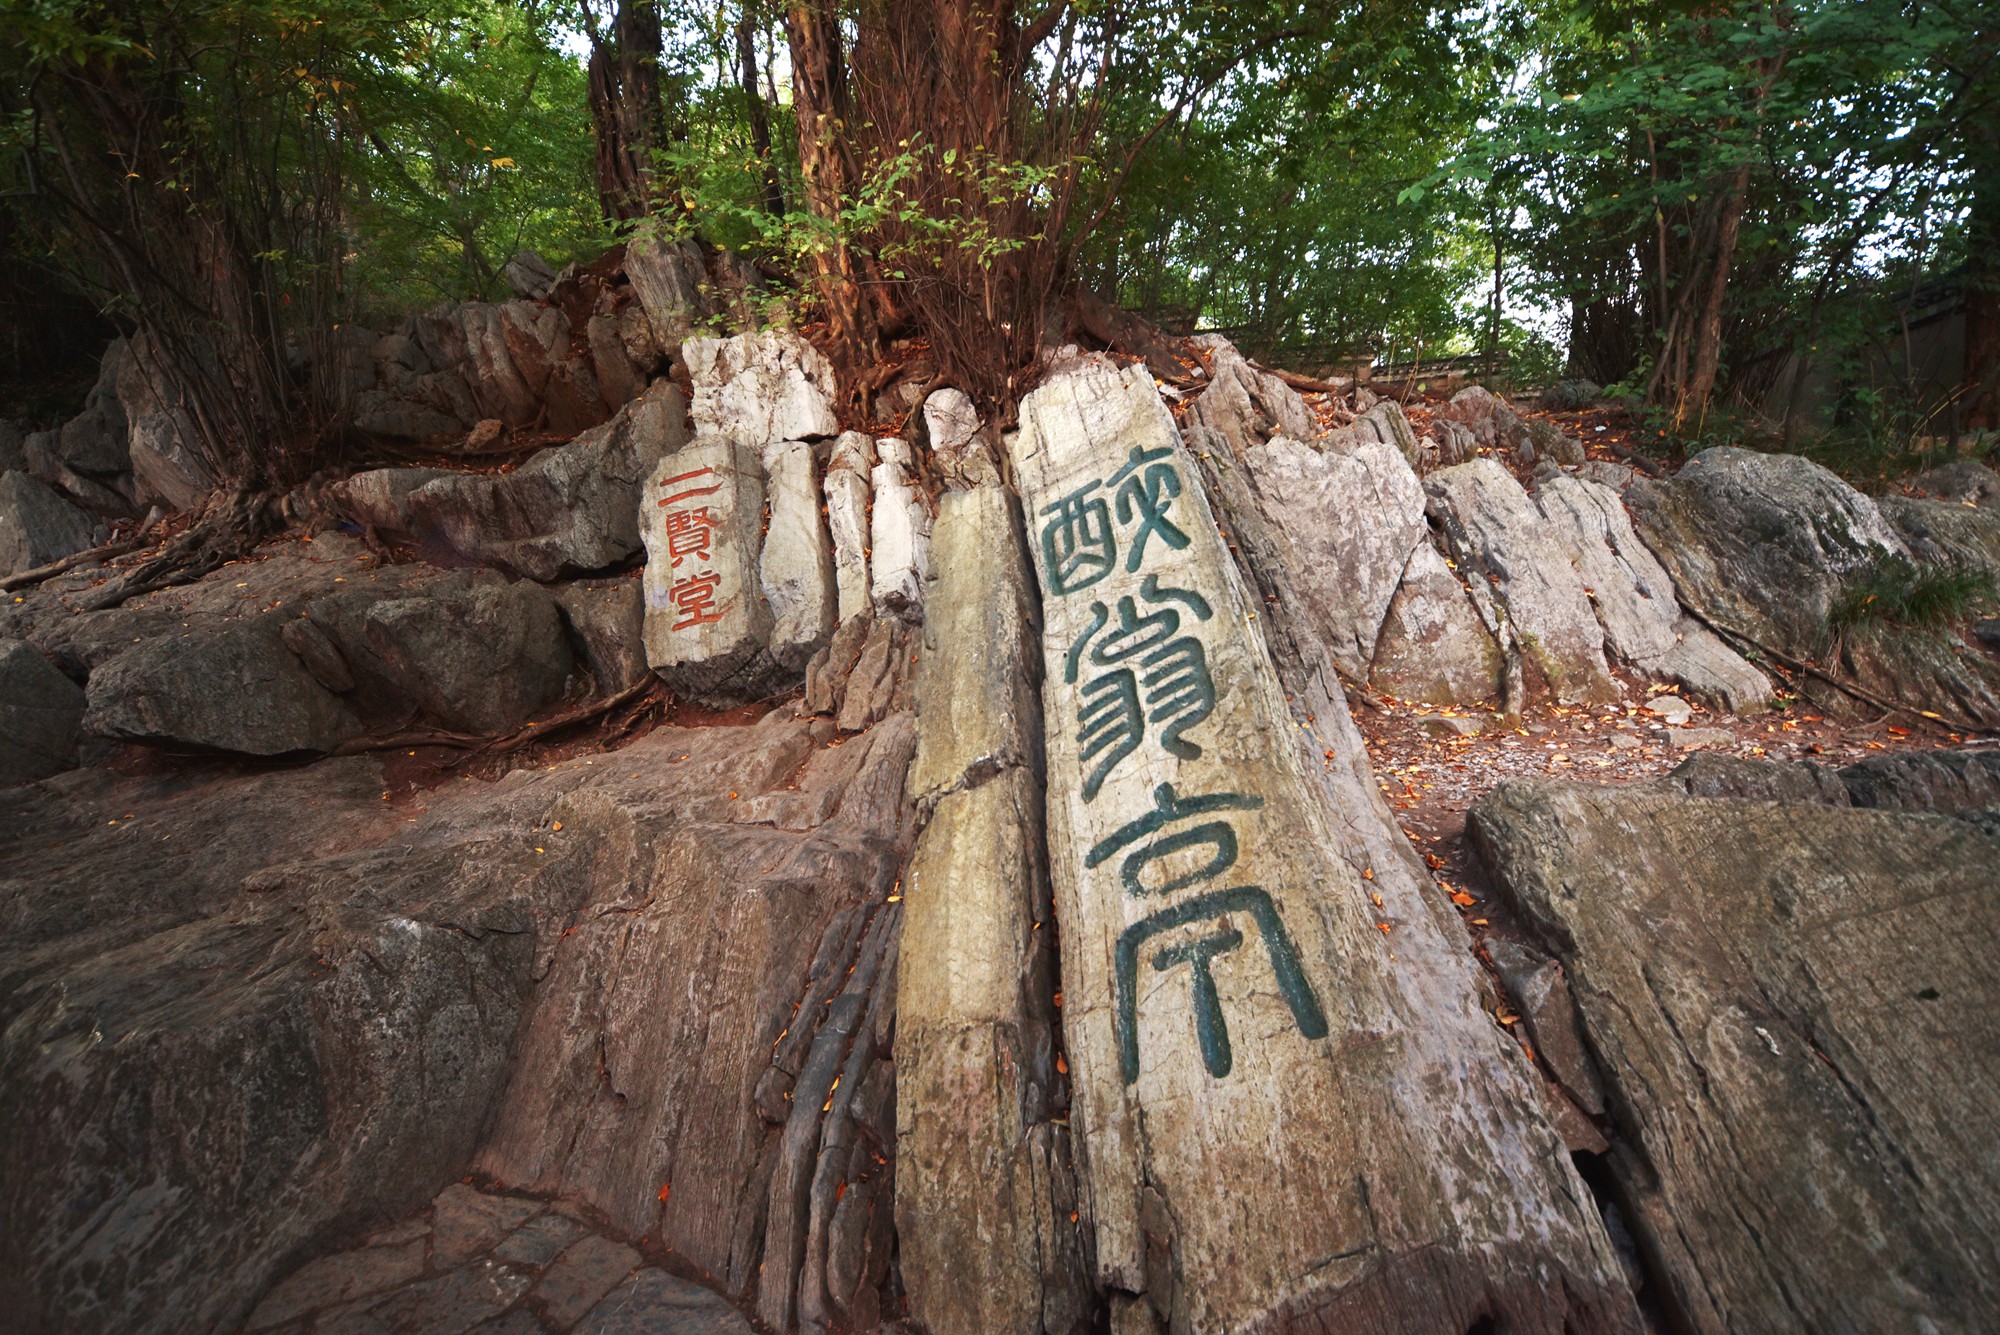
[362,380,693,580]
[1471,769,2000,1335]
[0,705,917,1335]
[1009,359,1638,1333]
[684,330,839,447]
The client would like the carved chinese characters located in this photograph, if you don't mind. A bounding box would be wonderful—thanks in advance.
[640,436,785,705]
[1009,362,1641,1334]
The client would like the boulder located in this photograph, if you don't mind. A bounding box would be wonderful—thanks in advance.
[398,381,691,580]
[1626,447,1906,652]
[1368,542,1506,705]
[898,485,1091,1335]
[824,433,875,624]
[338,576,575,734]
[83,615,363,754]
[1629,448,2000,723]
[1471,774,2000,1335]
[502,250,558,300]
[1438,384,1523,449]
[919,387,1000,488]
[1425,458,1618,704]
[126,409,218,511]
[0,638,85,784]
[456,303,540,426]
[1907,458,2000,508]
[640,435,785,704]
[1525,418,1586,467]
[1431,417,1478,468]
[869,438,931,622]
[1185,334,1318,458]
[758,440,837,671]
[1230,433,1428,679]
[1537,475,1771,712]
[684,329,839,447]
[623,235,708,351]
[1877,492,2000,583]
[334,467,450,539]
[350,390,465,441]
[0,471,98,577]
[1008,359,1637,1333]
[553,577,649,695]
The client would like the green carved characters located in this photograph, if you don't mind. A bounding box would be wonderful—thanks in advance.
[1040,434,1328,1086]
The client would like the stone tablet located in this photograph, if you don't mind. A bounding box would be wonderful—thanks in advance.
[1009,360,1638,1333]
[640,436,782,704]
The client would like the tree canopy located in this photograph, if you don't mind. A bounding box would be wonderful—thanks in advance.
[2,0,1994,473]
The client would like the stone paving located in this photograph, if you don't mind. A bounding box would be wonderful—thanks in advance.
[243,1183,751,1335]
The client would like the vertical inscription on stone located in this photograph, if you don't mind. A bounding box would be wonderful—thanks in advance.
[640,435,777,700]
[1008,361,1363,1324]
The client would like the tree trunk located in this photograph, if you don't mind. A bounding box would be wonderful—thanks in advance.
[42,63,293,493]
[736,9,785,217]
[785,0,883,378]
[1678,160,1751,429]
[587,0,667,222]
[1963,129,1999,431]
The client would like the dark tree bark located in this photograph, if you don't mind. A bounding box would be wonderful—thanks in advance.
[736,9,785,217]
[38,55,294,493]
[585,0,668,222]
[1963,129,1999,431]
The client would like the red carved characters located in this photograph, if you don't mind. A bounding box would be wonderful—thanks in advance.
[657,467,729,631]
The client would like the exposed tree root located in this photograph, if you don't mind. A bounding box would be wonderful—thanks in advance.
[1680,598,1998,735]
[329,677,667,763]
[0,538,142,593]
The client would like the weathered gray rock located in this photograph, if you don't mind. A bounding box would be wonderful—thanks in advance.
[344,577,574,734]
[1232,434,1427,678]
[554,577,649,695]
[624,235,708,351]
[1009,360,1638,1333]
[1342,398,1423,471]
[1484,938,1605,1116]
[0,470,98,576]
[1908,459,2000,508]
[1439,384,1522,449]
[0,638,85,784]
[1629,448,2000,723]
[1526,417,1586,467]
[578,1267,755,1334]
[1431,416,1478,468]
[920,386,1001,488]
[333,467,450,539]
[898,484,1091,1335]
[2,701,916,1335]
[640,435,785,704]
[1369,542,1506,704]
[398,381,691,580]
[1426,458,1619,704]
[1538,475,1771,712]
[83,615,362,754]
[824,433,874,624]
[502,249,558,300]
[1838,746,2000,813]
[1471,775,2000,1335]
[684,329,839,447]
[1878,492,2000,583]
[1627,447,1906,653]
[1185,334,1317,458]
[869,438,930,622]
[759,440,837,671]
[350,389,465,440]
